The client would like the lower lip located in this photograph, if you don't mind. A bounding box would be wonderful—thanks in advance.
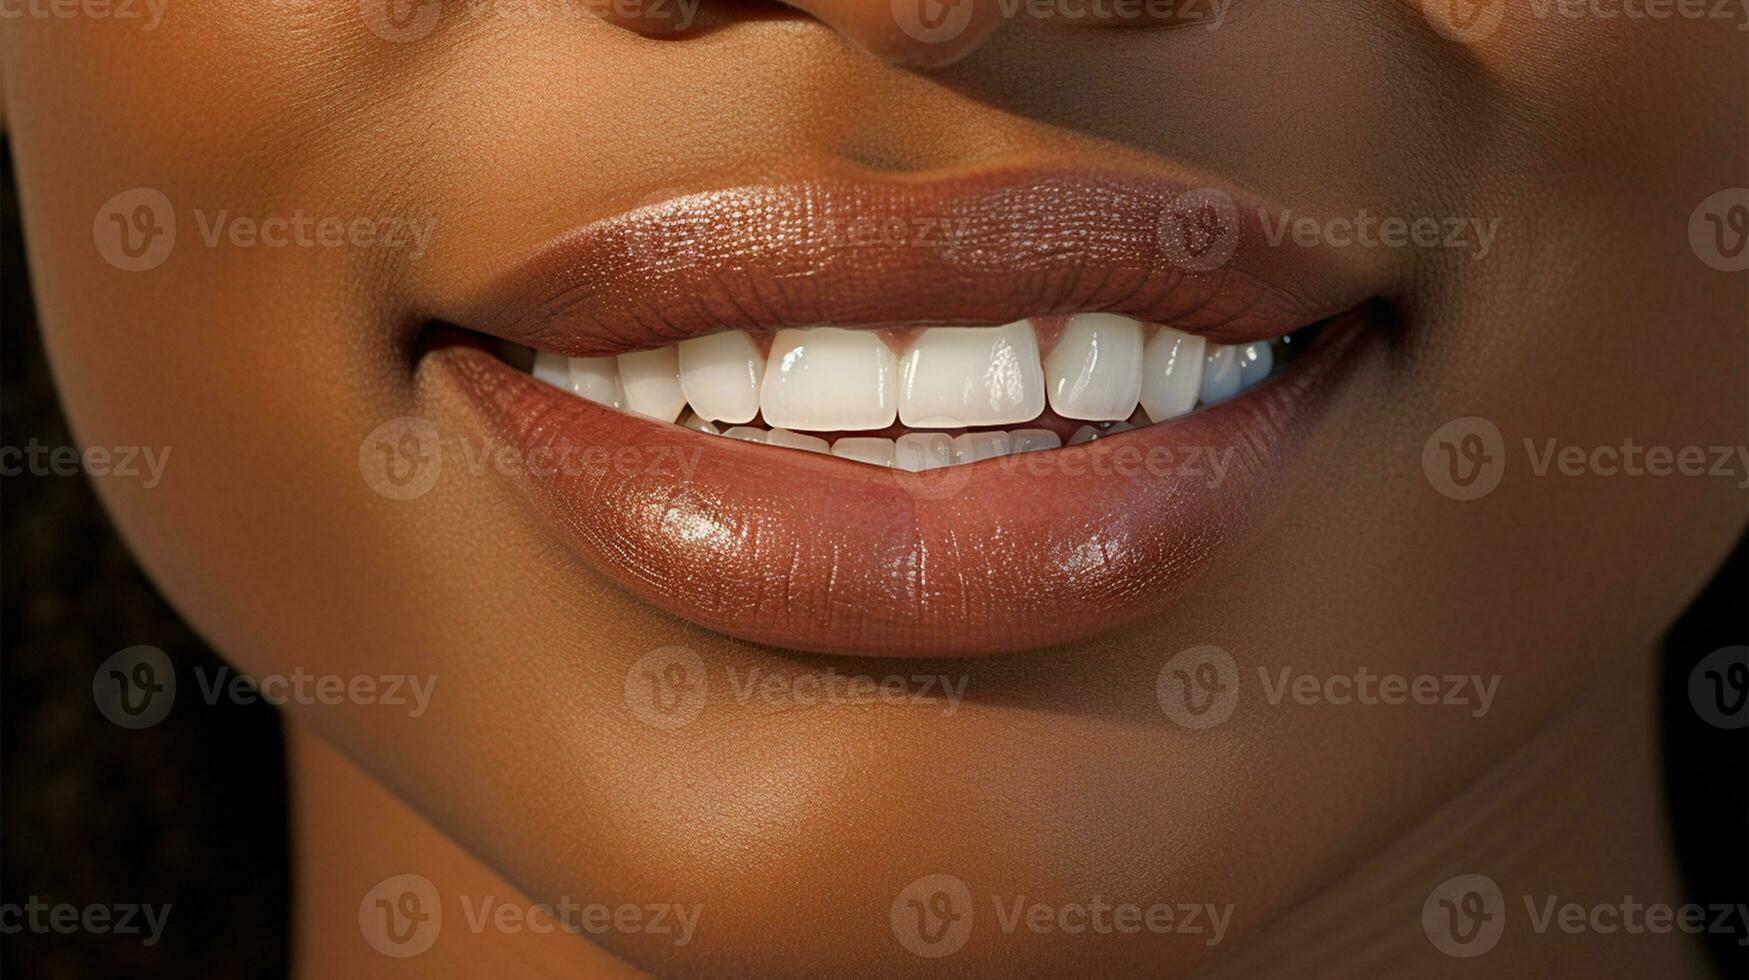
[436,318,1374,657]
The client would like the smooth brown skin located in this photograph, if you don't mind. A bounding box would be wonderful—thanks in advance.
[4,2,1745,976]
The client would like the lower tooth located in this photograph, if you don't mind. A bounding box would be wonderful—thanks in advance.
[1068,425,1100,446]
[723,426,767,443]
[767,429,831,454]
[894,433,954,472]
[831,437,896,468]
[680,412,720,435]
[1008,429,1062,454]
[953,431,1011,464]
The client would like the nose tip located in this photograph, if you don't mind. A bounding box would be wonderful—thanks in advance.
[593,0,1010,68]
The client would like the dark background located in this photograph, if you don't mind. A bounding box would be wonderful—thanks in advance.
[2,141,1744,978]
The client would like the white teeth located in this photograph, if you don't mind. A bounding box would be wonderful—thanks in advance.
[1044,313,1144,422]
[680,412,720,435]
[532,351,571,390]
[1198,344,1244,405]
[678,331,764,424]
[766,429,831,454]
[1008,429,1062,454]
[533,351,628,409]
[1237,342,1273,389]
[617,347,686,422]
[1139,326,1205,423]
[831,437,896,468]
[526,320,1294,464]
[569,356,626,408]
[899,321,1045,428]
[953,431,1012,464]
[760,328,899,432]
[894,432,954,471]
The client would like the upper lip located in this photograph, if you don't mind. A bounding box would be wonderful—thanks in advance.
[442,165,1379,357]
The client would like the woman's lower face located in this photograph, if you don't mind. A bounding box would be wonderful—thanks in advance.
[6,2,1745,975]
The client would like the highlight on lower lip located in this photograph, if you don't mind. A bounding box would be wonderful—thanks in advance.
[436,314,1373,657]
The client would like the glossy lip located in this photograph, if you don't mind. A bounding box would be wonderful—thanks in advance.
[429,165,1385,656]
[438,166,1380,357]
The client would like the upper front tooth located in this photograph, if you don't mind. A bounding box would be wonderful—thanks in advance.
[617,347,686,422]
[1044,313,1144,422]
[899,321,1045,428]
[1139,326,1205,422]
[1198,343,1244,405]
[760,328,899,432]
[679,331,764,424]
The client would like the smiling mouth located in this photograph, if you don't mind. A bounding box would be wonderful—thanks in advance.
[427,165,1386,656]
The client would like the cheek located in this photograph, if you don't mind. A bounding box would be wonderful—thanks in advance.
[4,5,425,668]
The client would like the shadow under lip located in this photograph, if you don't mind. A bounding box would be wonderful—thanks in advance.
[430,308,1380,658]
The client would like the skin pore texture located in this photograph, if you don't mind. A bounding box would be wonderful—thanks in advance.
[3,1,1745,976]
